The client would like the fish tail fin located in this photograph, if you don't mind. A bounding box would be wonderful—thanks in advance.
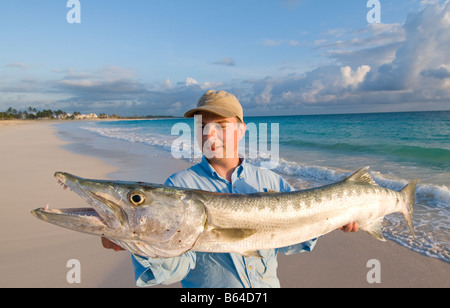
[401,179,419,239]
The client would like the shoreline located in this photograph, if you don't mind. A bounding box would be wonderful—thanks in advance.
[1,121,448,287]
[0,117,180,127]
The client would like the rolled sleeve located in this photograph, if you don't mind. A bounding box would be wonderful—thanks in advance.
[278,238,318,256]
[132,252,196,287]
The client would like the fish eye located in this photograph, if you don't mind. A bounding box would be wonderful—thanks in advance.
[128,191,146,206]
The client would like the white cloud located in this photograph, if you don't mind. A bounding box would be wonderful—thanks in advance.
[255,83,273,106]
[162,79,173,90]
[318,23,405,67]
[263,39,283,46]
[341,65,371,88]
[263,39,300,47]
[245,1,450,114]
[244,1,449,115]
[169,101,183,113]
[57,66,141,91]
[6,63,30,69]
[59,79,95,88]
[421,65,450,79]
[420,0,442,7]
[201,81,224,90]
[185,77,199,87]
[213,57,235,66]
[301,80,326,103]
[362,0,450,92]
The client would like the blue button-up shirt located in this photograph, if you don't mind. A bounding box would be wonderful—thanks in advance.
[132,156,317,288]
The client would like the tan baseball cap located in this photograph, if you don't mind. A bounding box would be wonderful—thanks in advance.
[184,90,244,122]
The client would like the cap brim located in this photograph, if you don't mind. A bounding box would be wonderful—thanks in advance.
[184,107,238,119]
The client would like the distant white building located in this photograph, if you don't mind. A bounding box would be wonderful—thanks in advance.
[75,113,98,120]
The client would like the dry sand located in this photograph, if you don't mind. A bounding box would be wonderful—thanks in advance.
[0,121,448,288]
[0,121,134,287]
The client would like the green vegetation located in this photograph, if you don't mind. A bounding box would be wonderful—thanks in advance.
[0,106,73,120]
[0,106,175,120]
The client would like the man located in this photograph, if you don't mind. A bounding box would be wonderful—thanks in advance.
[102,90,359,287]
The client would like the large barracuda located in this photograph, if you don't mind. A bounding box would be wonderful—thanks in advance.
[31,167,418,258]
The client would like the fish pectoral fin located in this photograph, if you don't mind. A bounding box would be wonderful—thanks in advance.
[210,227,257,242]
[240,250,263,258]
[362,218,386,241]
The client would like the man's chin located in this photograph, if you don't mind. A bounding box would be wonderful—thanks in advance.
[205,148,239,160]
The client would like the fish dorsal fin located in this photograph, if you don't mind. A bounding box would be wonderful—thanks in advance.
[345,167,377,185]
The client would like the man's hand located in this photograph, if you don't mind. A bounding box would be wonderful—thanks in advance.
[101,237,125,251]
[338,222,359,233]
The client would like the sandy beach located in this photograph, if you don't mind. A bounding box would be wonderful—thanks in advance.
[0,121,448,288]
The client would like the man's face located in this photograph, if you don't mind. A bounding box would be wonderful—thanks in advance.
[196,112,246,160]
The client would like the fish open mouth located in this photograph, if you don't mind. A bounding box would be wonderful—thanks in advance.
[31,206,108,236]
[42,178,103,219]
[35,204,103,221]
[31,172,123,234]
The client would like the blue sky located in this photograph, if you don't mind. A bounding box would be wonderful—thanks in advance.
[1,0,449,116]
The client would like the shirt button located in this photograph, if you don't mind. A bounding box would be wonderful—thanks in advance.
[248,266,253,270]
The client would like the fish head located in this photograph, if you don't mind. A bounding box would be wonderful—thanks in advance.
[31,172,207,257]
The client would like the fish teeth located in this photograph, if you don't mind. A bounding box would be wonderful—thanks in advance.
[57,179,70,190]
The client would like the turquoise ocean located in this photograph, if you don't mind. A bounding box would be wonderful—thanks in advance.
[56,111,450,263]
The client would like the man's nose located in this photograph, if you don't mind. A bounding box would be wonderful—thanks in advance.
[203,123,221,137]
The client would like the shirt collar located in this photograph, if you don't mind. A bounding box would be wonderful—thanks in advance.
[200,156,246,181]
[235,158,246,178]
[200,156,219,178]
